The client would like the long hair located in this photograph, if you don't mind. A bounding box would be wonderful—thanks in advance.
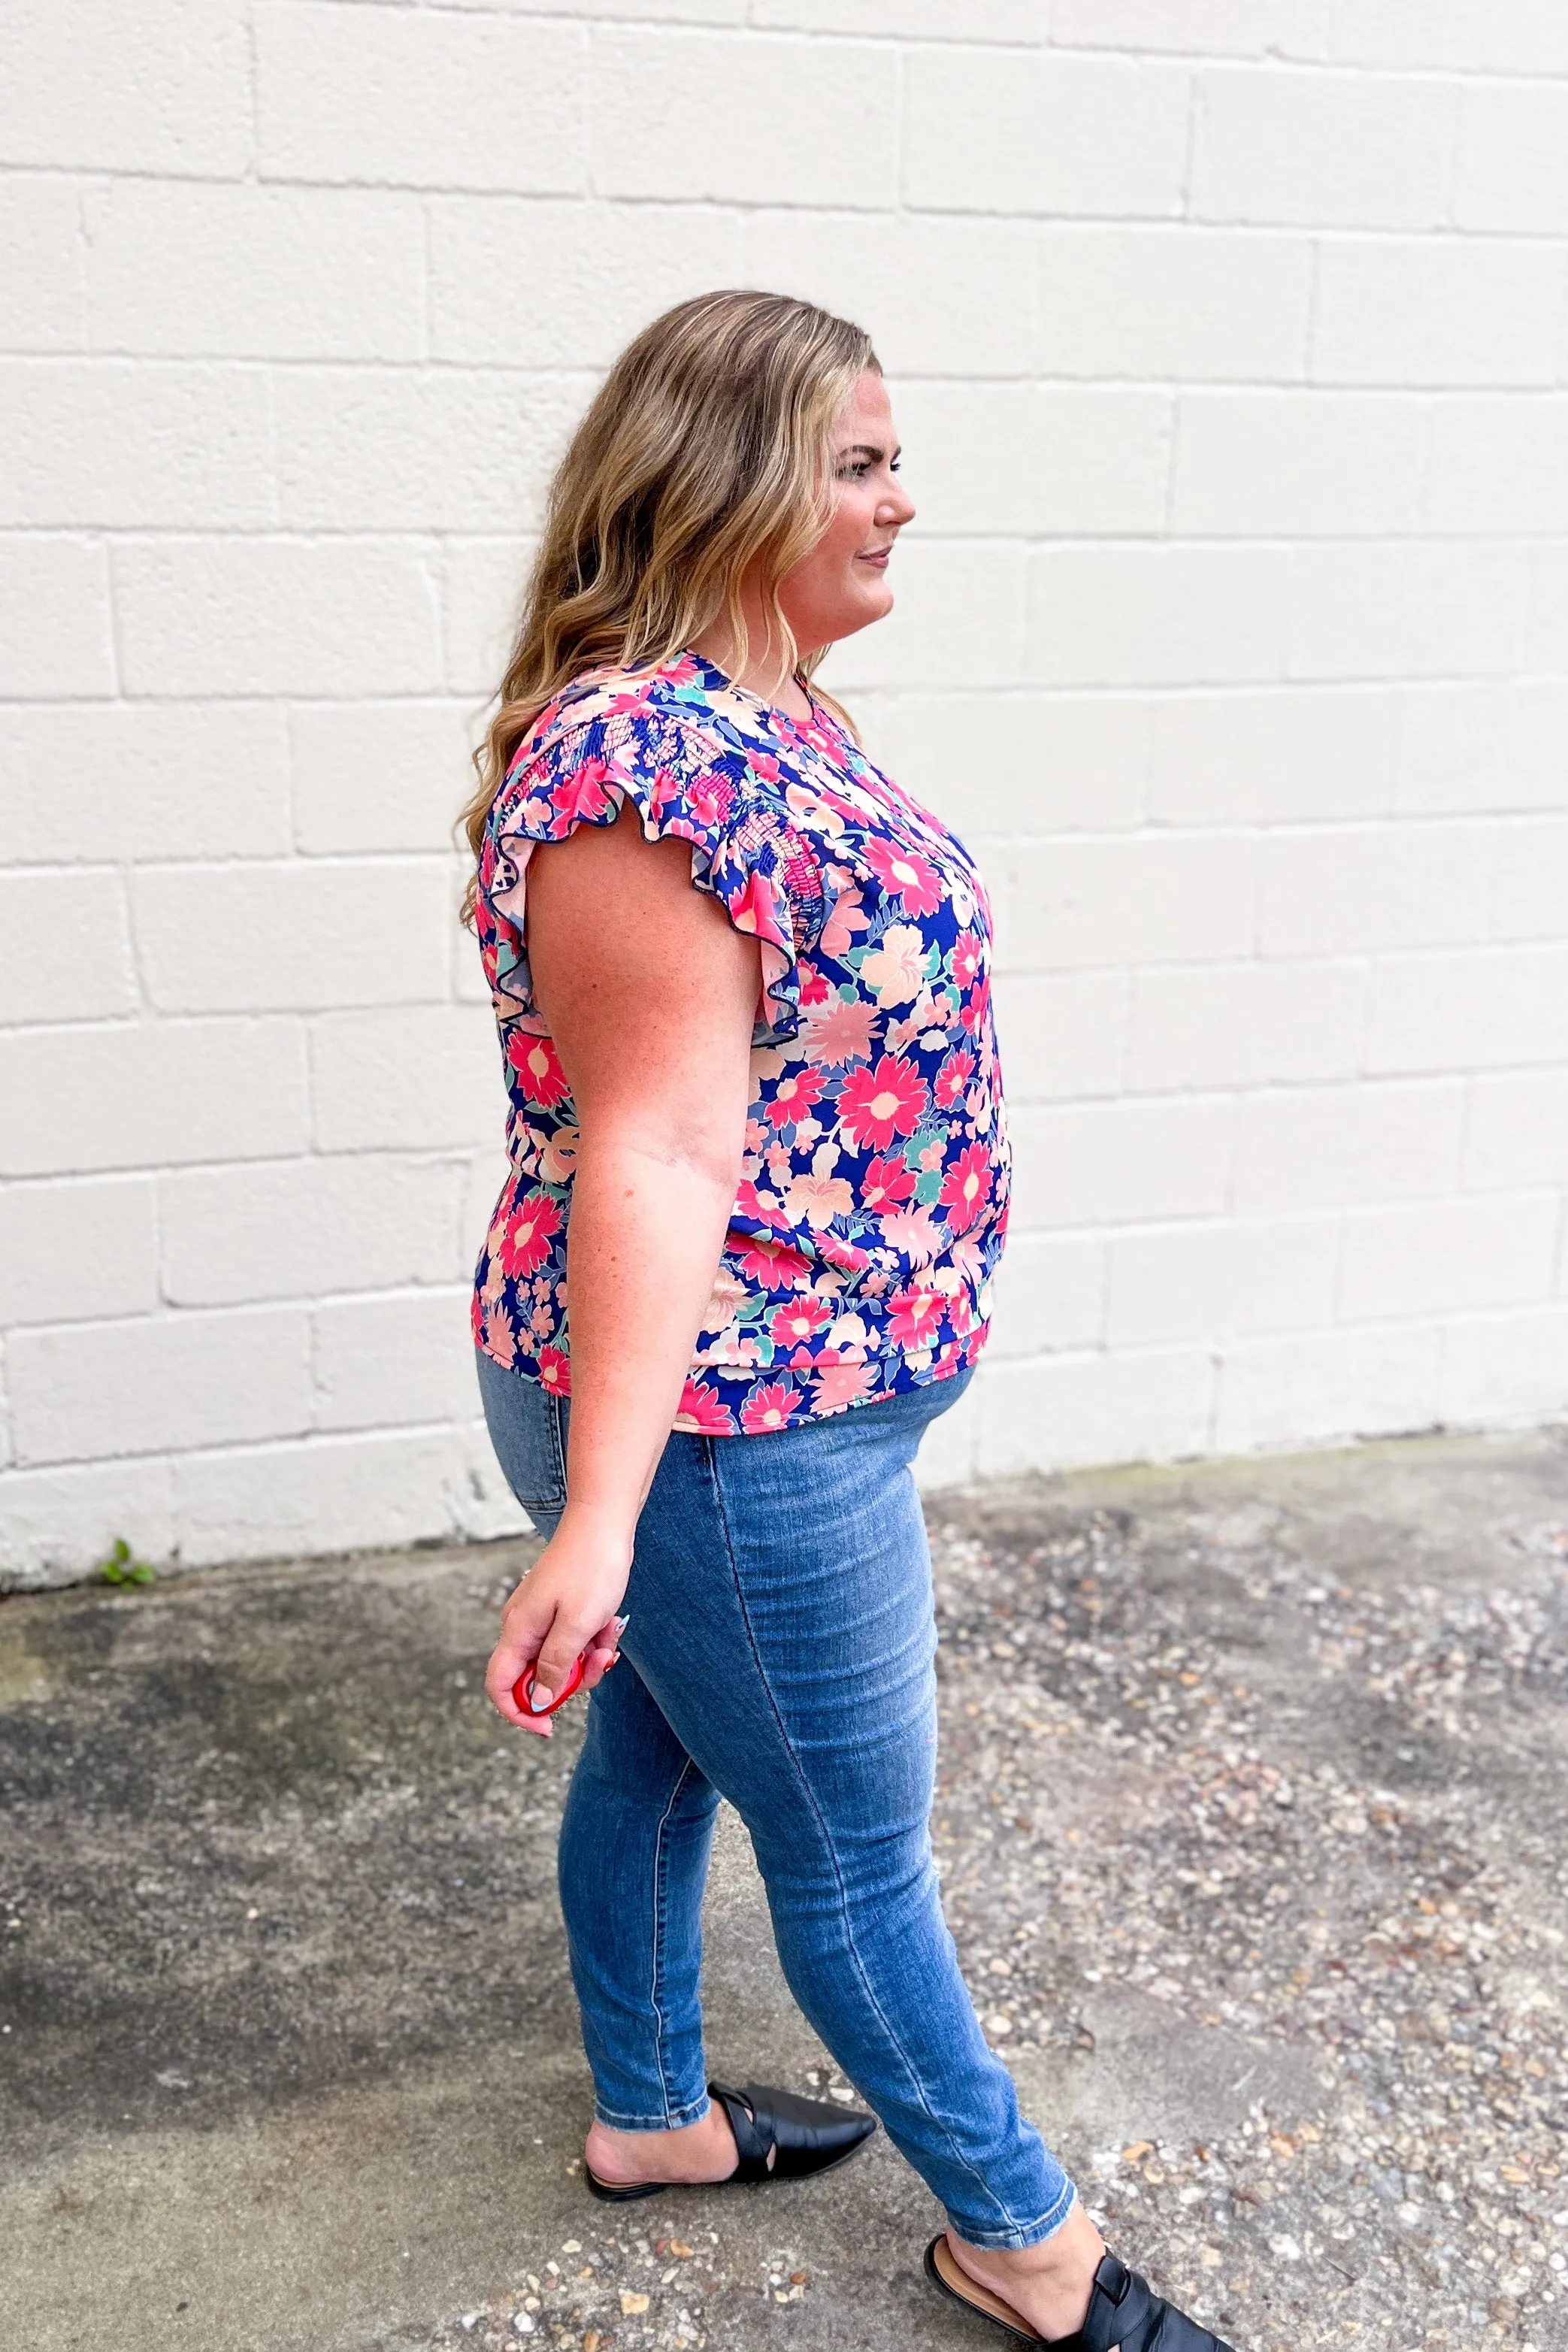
[459,289,878,921]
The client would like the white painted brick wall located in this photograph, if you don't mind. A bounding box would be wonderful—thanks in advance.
[4,2,1566,1585]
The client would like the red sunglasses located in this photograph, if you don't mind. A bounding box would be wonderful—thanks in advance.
[513,1652,586,1718]
[513,1615,628,1718]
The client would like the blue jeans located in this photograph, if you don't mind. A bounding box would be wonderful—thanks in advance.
[476,1350,1076,2250]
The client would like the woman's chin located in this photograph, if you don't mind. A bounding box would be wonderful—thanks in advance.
[819,588,895,646]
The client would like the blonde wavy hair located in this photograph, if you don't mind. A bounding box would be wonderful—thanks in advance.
[459,288,878,922]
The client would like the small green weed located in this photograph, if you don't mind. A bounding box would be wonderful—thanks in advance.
[98,1536,156,1588]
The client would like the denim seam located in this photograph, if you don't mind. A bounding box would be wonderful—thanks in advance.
[595,2092,711,2133]
[546,1389,568,1507]
[699,1439,1031,2239]
[648,1753,706,2131]
[943,2178,1078,2253]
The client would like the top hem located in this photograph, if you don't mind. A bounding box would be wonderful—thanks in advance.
[473,1324,990,1438]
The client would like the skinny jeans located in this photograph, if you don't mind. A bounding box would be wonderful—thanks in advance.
[477,1349,1076,2250]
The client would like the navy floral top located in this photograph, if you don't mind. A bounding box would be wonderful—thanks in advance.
[472,651,1010,1436]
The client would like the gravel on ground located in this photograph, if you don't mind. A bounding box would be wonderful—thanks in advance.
[2,1426,1565,2352]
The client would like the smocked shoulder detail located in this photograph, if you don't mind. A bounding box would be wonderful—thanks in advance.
[482,694,830,1047]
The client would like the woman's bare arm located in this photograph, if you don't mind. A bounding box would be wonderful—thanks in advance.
[484,804,761,1733]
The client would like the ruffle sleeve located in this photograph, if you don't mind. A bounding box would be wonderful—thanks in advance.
[480,699,831,1047]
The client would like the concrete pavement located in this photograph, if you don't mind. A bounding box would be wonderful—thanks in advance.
[3,1427,1566,2351]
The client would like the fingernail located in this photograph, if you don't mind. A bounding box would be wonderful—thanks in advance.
[531,1685,554,1712]
[611,1615,630,1633]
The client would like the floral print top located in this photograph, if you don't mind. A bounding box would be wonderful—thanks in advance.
[472,650,1010,1436]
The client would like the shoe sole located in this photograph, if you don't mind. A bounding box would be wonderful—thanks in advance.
[923,2233,1047,2345]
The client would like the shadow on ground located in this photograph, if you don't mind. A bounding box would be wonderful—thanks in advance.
[3,1429,1567,2352]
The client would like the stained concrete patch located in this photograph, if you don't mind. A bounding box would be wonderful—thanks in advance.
[3,1427,1567,2350]
[1011,1987,1331,2155]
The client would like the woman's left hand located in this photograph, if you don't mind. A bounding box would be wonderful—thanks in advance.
[483,1520,633,1736]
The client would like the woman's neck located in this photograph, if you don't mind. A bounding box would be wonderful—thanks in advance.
[690,609,816,722]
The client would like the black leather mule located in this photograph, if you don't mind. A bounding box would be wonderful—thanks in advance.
[584,2078,876,2204]
[925,2233,1239,2350]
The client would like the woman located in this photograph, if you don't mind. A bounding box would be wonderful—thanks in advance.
[465,291,1230,2352]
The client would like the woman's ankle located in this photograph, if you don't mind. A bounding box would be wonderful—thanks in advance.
[949,2205,1106,2339]
[585,2104,738,2185]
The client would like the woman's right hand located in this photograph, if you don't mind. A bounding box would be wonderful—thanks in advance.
[484,1514,634,1736]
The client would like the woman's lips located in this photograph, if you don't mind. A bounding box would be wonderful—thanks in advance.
[857,547,891,568]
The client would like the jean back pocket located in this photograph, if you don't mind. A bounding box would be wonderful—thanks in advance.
[475,1348,568,1514]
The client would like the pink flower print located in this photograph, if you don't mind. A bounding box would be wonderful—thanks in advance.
[940,1141,992,1234]
[677,1373,743,1430]
[887,1283,945,1348]
[801,994,877,1068]
[507,1030,570,1109]
[952,931,984,988]
[862,1152,916,1214]
[735,1232,812,1291]
[674,1379,738,1436]
[949,1230,986,1288]
[498,1190,563,1280]
[857,922,927,1008]
[787,782,846,840]
[946,1286,976,1338]
[728,864,788,948]
[539,1123,578,1185]
[934,1047,976,1111]
[817,1230,871,1275]
[551,753,618,827]
[686,776,729,829]
[783,1145,855,1230]
[960,970,991,1037]
[799,966,834,1009]
[740,1379,800,1434]
[768,1294,833,1349]
[701,1266,749,1337]
[825,1309,872,1354]
[763,1064,826,1129]
[537,1346,571,1395]
[486,1303,517,1367]
[734,1178,792,1233]
[813,1360,877,1414]
[820,882,870,958]
[879,1203,943,1265]
[643,761,686,821]
[918,1139,946,1173]
[866,834,943,918]
[839,1055,928,1151]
